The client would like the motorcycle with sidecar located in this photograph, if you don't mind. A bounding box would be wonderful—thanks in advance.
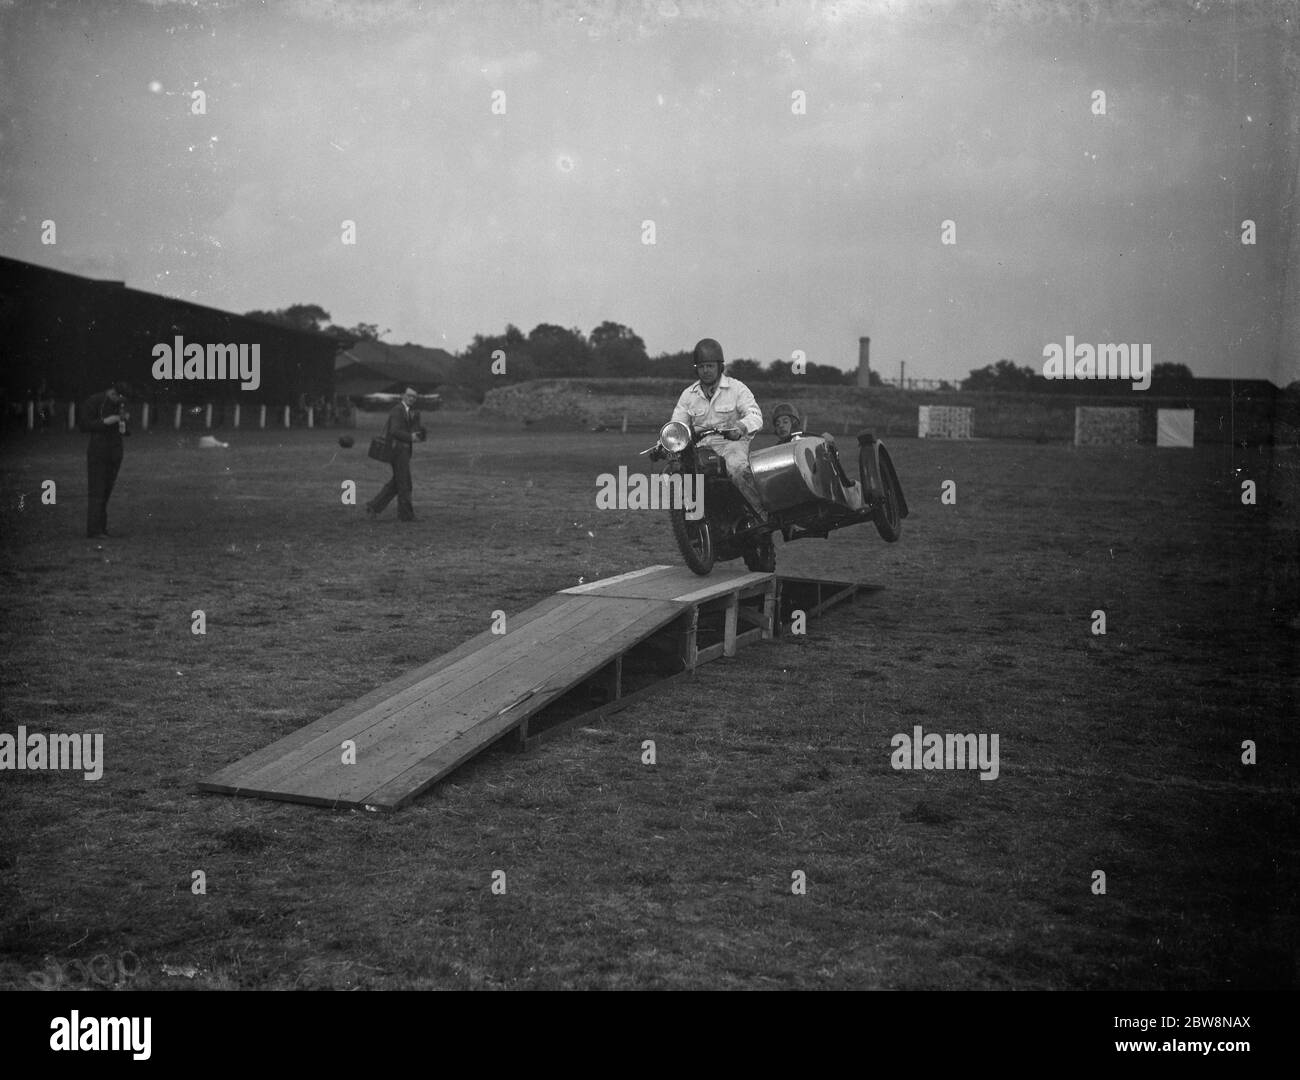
[642,421,908,575]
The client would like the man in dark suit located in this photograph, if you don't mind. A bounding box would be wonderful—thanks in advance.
[78,381,130,538]
[365,387,426,522]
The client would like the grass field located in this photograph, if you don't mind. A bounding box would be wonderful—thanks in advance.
[1,412,1296,990]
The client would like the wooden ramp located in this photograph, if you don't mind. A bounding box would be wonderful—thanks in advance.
[200,565,800,812]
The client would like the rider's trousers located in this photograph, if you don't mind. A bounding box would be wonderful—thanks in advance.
[705,436,765,516]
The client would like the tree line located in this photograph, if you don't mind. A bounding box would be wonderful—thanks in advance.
[246,306,1199,396]
[244,306,868,393]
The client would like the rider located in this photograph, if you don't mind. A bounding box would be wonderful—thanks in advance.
[771,402,836,445]
[671,338,767,522]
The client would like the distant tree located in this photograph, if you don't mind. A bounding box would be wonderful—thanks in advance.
[528,323,592,376]
[1150,362,1196,392]
[649,350,694,378]
[342,322,384,343]
[453,324,537,399]
[727,358,763,381]
[962,359,1040,392]
[323,326,360,346]
[804,361,853,385]
[244,305,387,350]
[590,321,648,376]
[245,303,334,333]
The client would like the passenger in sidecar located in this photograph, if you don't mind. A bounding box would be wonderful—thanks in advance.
[769,401,836,446]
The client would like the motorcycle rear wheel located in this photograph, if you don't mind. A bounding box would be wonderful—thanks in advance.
[671,508,715,575]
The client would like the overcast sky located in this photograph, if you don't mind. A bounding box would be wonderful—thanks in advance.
[1,0,1296,385]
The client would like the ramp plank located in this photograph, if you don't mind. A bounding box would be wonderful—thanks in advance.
[201,594,574,789]
[202,594,683,809]
[564,564,771,602]
[258,599,659,796]
[215,595,607,791]
[560,565,671,595]
[362,599,686,809]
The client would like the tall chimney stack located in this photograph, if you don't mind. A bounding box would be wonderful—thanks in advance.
[856,336,871,387]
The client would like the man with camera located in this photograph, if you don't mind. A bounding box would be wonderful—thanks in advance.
[365,386,426,522]
[78,381,131,539]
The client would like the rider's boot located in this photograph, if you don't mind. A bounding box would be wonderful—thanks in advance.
[732,468,769,525]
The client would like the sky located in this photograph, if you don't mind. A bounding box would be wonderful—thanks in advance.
[1,0,1296,385]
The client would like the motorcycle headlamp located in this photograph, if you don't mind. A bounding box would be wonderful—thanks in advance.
[659,421,691,453]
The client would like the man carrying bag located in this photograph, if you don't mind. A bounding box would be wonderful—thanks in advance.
[365,387,426,522]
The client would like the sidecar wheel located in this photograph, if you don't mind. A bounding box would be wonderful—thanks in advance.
[671,508,715,575]
[861,444,903,543]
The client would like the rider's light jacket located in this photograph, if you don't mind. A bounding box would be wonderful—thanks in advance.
[670,374,763,441]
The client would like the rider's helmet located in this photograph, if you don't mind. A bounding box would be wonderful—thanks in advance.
[771,401,801,433]
[692,338,725,376]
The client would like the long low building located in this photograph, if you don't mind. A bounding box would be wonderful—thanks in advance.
[0,255,338,407]
[334,338,456,397]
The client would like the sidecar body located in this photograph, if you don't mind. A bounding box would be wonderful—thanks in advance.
[749,436,864,513]
[749,432,908,543]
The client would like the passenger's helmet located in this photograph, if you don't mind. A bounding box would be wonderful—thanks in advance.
[771,401,800,433]
[692,338,725,374]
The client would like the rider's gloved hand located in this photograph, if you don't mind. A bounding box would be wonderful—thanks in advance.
[722,426,743,441]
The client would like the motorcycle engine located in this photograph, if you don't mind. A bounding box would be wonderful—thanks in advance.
[695,447,727,478]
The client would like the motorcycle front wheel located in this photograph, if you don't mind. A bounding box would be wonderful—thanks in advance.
[671,508,715,575]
